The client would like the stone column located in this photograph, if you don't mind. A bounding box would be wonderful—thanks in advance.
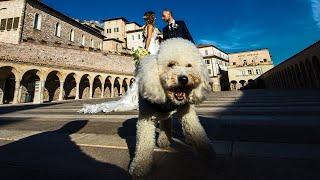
[101,83,105,98]
[13,80,21,104]
[0,80,5,104]
[58,81,64,101]
[75,82,80,100]
[33,80,44,104]
[119,84,123,97]
[110,86,114,98]
[89,83,93,99]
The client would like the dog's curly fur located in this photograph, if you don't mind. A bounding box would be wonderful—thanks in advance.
[129,38,216,177]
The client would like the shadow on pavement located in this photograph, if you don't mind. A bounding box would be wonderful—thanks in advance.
[0,120,130,180]
[116,90,320,180]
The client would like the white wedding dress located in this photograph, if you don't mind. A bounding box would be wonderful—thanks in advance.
[79,28,159,114]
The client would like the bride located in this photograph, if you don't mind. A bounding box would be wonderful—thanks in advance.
[79,11,159,113]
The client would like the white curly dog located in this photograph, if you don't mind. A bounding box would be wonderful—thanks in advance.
[129,38,216,177]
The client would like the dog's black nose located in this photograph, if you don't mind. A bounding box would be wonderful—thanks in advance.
[178,76,188,85]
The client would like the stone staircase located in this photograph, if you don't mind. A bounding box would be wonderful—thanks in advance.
[0,89,320,179]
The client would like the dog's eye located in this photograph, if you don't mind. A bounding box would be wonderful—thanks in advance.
[186,64,192,67]
[168,62,176,68]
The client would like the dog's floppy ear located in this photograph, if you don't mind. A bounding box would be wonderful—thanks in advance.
[137,55,166,104]
[189,61,211,104]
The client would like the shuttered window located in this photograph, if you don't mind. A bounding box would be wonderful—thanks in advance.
[6,18,13,30]
[0,19,6,31]
[13,17,19,29]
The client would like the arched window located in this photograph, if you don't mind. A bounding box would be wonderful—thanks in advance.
[55,23,61,37]
[33,13,41,30]
[69,29,74,42]
[91,39,94,48]
[81,35,85,46]
[98,42,102,50]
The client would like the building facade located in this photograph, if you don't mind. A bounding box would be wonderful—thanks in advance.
[258,40,320,89]
[0,0,135,105]
[0,0,104,51]
[103,17,162,52]
[228,49,274,90]
[198,44,229,91]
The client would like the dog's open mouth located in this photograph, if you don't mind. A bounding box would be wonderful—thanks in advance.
[173,89,187,101]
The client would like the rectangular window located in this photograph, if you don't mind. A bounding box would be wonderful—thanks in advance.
[13,17,19,29]
[205,50,208,55]
[208,69,212,74]
[263,59,267,62]
[6,18,13,30]
[256,69,261,75]
[0,19,6,31]
[205,60,210,64]
[138,34,141,39]
[248,70,253,75]
[233,62,236,65]
[132,35,134,40]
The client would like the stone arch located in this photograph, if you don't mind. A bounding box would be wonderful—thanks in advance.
[312,56,320,87]
[305,59,316,88]
[129,78,135,87]
[239,80,246,87]
[299,61,309,88]
[230,80,237,90]
[92,75,102,98]
[20,69,41,103]
[64,73,77,99]
[0,66,19,104]
[44,70,62,102]
[294,64,303,88]
[122,78,128,95]
[104,76,112,98]
[79,74,91,99]
[113,77,121,97]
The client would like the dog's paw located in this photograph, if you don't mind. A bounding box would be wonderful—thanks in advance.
[196,143,217,162]
[157,132,171,148]
[129,159,152,177]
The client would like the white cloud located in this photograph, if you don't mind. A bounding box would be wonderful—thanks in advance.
[310,0,320,28]
[198,22,263,51]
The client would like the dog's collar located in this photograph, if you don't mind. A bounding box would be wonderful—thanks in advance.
[143,98,179,113]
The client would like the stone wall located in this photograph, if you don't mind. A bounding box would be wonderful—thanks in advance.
[22,0,103,50]
[0,0,25,44]
[0,42,135,75]
[258,41,320,89]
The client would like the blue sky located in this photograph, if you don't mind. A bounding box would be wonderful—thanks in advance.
[43,0,320,65]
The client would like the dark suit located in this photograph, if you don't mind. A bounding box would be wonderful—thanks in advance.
[163,20,194,43]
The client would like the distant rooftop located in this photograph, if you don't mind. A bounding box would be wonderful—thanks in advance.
[228,48,269,54]
[103,17,129,22]
[197,44,227,54]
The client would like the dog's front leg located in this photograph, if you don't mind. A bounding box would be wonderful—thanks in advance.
[157,118,172,148]
[129,117,156,177]
[177,104,216,160]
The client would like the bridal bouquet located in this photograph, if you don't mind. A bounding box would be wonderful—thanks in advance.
[132,47,150,67]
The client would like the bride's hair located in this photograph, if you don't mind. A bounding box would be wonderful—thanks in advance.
[143,11,155,26]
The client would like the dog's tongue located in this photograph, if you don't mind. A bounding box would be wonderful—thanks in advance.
[174,92,185,101]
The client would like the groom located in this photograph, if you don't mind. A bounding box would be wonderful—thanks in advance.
[162,9,194,43]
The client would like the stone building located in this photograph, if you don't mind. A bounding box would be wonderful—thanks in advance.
[0,0,135,105]
[197,44,230,91]
[103,17,162,52]
[228,49,274,90]
[258,40,320,89]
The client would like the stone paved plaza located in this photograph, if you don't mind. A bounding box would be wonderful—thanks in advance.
[0,90,320,179]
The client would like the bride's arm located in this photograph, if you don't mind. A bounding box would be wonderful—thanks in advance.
[145,25,153,50]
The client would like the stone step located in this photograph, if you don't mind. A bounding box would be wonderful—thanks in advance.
[2,106,319,116]
[1,115,320,144]
[1,129,320,160]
